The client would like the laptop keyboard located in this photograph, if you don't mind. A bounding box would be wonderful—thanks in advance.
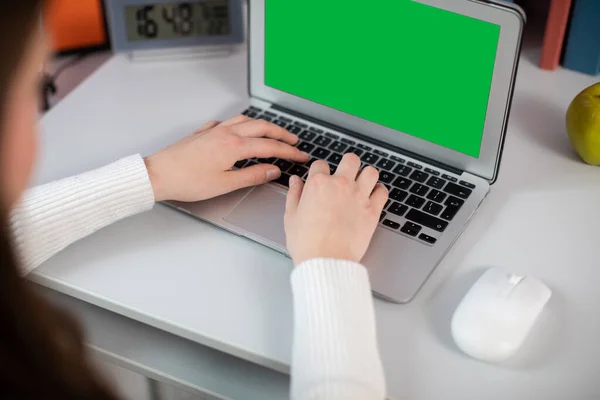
[238,106,477,246]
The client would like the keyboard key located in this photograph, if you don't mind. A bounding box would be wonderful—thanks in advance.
[385,199,391,209]
[406,209,448,232]
[328,153,343,165]
[425,168,440,176]
[312,147,331,159]
[329,141,348,153]
[357,143,372,151]
[346,147,364,156]
[382,219,401,230]
[419,233,437,244]
[442,174,458,182]
[299,130,316,141]
[423,201,443,216]
[441,196,465,221]
[445,196,465,208]
[427,177,446,189]
[374,149,389,157]
[379,171,396,184]
[258,157,276,164]
[361,152,380,165]
[288,126,302,134]
[376,158,396,171]
[393,164,412,176]
[407,162,422,169]
[257,115,272,122]
[380,211,387,222]
[246,161,258,167]
[274,120,287,128]
[393,177,412,189]
[248,106,262,113]
[314,136,332,147]
[390,155,405,163]
[247,111,258,118]
[309,126,323,133]
[263,111,277,118]
[389,202,408,217]
[242,109,250,116]
[274,173,291,187]
[410,183,429,196]
[234,160,248,169]
[401,223,421,237]
[460,180,476,189]
[406,195,425,208]
[329,164,337,174]
[305,158,318,167]
[274,159,293,172]
[341,138,355,145]
[294,121,308,128]
[325,132,339,139]
[410,170,429,183]
[278,116,292,123]
[427,189,447,203]
[298,142,315,153]
[390,188,408,202]
[444,182,472,199]
[288,164,308,177]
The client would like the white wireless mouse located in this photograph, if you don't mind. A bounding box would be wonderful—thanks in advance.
[451,267,552,363]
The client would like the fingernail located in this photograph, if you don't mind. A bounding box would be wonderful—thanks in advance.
[266,168,281,181]
[301,152,310,158]
[289,175,301,187]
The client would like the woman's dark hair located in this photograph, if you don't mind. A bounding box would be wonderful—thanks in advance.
[0,2,119,398]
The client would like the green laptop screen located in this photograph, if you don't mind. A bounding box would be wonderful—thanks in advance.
[265,0,501,158]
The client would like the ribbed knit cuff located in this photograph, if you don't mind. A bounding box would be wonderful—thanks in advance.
[10,155,155,274]
[290,259,386,400]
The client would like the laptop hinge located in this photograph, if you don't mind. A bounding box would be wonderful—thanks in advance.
[271,104,464,176]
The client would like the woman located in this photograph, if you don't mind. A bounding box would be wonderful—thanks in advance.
[1,2,388,399]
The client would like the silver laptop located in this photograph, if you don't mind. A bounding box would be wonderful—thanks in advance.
[169,0,525,303]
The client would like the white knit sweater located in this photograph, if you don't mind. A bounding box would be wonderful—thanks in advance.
[9,155,386,400]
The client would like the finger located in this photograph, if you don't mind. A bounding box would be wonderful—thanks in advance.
[220,115,253,126]
[356,166,380,196]
[238,138,309,162]
[370,183,389,212]
[334,153,361,180]
[195,120,221,133]
[286,175,305,214]
[230,119,299,145]
[308,160,331,178]
[220,164,282,193]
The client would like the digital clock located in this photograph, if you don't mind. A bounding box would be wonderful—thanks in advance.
[105,0,244,54]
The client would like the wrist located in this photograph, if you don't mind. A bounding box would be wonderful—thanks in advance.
[144,156,167,202]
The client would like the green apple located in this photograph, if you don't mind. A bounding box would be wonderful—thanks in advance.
[566,82,600,165]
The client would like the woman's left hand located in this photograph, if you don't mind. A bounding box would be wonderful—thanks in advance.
[144,115,309,202]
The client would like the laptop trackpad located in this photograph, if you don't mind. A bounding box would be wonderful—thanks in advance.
[224,185,288,250]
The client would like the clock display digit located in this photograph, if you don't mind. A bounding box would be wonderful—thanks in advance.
[136,6,158,39]
[126,1,231,42]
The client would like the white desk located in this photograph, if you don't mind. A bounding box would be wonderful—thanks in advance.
[32,41,600,399]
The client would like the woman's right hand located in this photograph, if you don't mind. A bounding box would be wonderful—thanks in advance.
[284,154,389,266]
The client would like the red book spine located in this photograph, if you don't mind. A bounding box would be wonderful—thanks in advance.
[540,0,573,70]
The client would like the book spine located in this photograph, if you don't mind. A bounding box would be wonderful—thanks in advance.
[540,0,573,70]
[563,0,600,75]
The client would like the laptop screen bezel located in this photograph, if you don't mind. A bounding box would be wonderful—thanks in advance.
[249,0,524,182]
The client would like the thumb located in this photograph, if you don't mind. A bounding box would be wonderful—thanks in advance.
[286,175,304,214]
[222,164,281,191]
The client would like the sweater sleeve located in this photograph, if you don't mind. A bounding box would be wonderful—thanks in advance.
[290,259,386,400]
[9,155,155,275]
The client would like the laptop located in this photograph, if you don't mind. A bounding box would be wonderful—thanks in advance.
[168,0,525,303]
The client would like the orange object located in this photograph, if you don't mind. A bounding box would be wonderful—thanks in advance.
[540,0,573,70]
[45,0,107,52]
